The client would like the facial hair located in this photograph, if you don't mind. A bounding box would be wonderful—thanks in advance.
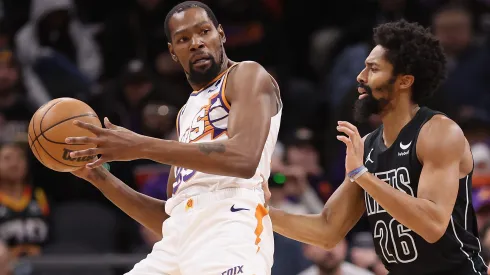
[187,47,223,86]
[353,80,394,123]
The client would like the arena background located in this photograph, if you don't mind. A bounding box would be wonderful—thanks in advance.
[0,0,489,274]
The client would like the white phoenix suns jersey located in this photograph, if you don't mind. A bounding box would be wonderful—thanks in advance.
[172,63,282,197]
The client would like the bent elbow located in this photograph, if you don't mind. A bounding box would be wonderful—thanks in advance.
[233,155,260,179]
[235,162,258,179]
[423,224,446,244]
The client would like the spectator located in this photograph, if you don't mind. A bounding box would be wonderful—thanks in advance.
[89,59,178,136]
[431,4,490,120]
[0,142,50,258]
[98,0,181,79]
[472,187,490,231]
[472,142,490,189]
[349,232,388,275]
[299,238,374,275]
[0,48,36,143]
[0,241,10,275]
[285,128,335,203]
[15,0,102,107]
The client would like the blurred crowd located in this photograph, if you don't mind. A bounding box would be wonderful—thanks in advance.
[0,0,489,274]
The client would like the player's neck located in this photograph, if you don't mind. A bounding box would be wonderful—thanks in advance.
[0,181,25,198]
[381,101,420,148]
[188,58,234,91]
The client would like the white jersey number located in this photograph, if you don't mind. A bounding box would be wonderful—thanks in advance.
[374,218,418,263]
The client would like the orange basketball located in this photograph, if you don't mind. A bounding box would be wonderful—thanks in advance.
[27,98,101,172]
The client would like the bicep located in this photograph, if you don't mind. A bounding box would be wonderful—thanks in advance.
[226,63,276,156]
[416,118,466,221]
[417,153,461,216]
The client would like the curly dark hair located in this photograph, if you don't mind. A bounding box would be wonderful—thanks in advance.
[164,1,219,42]
[373,19,447,103]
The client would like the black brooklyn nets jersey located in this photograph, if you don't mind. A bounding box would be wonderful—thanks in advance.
[363,107,487,275]
[0,186,50,257]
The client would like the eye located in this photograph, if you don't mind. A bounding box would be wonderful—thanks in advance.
[370,67,379,72]
[201,29,210,35]
[178,36,189,43]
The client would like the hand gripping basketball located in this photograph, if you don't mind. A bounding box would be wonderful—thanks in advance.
[65,117,146,169]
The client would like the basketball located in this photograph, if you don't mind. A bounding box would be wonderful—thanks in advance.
[27,98,101,172]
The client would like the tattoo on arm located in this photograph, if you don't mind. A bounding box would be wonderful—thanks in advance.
[87,167,109,182]
[198,143,226,155]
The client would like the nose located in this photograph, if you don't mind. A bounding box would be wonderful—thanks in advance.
[190,36,204,51]
[356,67,367,84]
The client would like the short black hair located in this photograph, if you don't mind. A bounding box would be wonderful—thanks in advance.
[164,1,219,42]
[373,19,447,103]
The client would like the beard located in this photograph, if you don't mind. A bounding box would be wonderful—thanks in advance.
[353,80,394,123]
[187,48,223,86]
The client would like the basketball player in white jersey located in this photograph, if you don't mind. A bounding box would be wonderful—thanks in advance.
[64,1,281,275]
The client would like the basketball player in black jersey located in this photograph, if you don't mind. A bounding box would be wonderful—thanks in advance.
[268,20,488,275]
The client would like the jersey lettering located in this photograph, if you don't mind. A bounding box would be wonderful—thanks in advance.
[173,166,197,194]
[0,218,49,243]
[189,108,207,141]
[367,167,418,264]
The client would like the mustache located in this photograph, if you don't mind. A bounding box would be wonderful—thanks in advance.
[358,83,373,96]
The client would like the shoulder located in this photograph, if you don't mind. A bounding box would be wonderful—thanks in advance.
[417,114,466,163]
[232,61,268,74]
[228,61,272,87]
[226,61,277,99]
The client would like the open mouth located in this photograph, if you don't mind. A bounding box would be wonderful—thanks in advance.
[357,86,369,99]
[191,54,211,65]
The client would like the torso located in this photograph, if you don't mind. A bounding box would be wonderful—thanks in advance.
[172,63,282,196]
[363,107,487,275]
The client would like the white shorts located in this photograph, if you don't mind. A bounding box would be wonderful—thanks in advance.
[126,187,274,275]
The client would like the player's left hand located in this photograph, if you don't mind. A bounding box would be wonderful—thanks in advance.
[336,121,364,172]
[65,117,146,168]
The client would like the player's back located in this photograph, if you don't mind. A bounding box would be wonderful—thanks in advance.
[172,63,282,197]
[362,107,487,275]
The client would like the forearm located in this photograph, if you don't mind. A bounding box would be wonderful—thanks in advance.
[269,207,338,249]
[140,137,256,178]
[356,172,445,242]
[85,167,168,238]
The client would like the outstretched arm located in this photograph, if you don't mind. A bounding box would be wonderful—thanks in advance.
[338,117,465,243]
[269,135,369,249]
[67,61,279,178]
[270,176,365,249]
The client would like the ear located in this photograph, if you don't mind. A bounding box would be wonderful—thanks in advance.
[399,74,414,90]
[168,43,178,62]
[217,24,226,43]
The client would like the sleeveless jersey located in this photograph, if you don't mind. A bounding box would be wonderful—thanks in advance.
[0,186,50,257]
[173,63,282,196]
[362,107,487,275]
